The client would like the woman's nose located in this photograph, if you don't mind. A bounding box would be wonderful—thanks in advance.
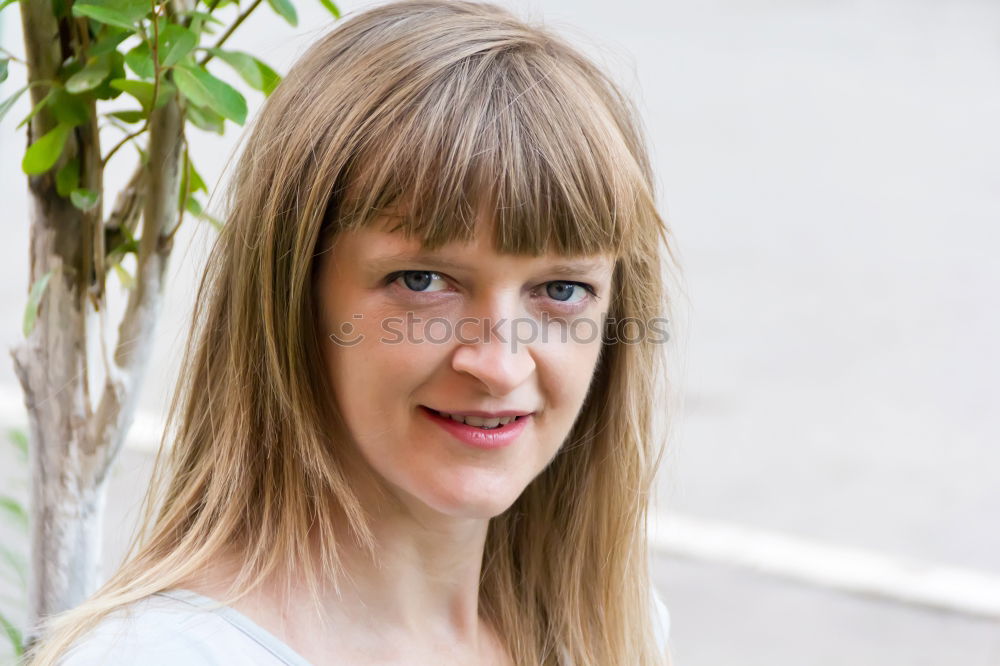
[449,300,537,397]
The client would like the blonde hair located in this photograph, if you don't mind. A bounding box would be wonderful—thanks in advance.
[26,1,678,663]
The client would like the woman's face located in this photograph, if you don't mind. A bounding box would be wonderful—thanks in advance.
[315,216,615,520]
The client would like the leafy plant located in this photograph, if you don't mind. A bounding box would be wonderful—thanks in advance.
[2,0,340,652]
[2,0,339,219]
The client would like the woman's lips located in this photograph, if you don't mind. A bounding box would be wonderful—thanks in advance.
[419,406,531,450]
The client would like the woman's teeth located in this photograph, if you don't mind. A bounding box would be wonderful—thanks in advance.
[433,410,518,429]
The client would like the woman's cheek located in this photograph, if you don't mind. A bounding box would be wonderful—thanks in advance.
[562,341,606,407]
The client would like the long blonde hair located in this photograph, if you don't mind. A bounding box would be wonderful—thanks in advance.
[26,1,678,663]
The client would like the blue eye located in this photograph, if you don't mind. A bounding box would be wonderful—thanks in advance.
[384,271,598,307]
[544,281,596,305]
[389,270,448,292]
[545,282,586,303]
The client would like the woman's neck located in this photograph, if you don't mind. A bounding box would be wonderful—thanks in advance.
[174,506,505,664]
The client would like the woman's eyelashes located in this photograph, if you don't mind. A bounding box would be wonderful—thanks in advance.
[386,270,448,293]
[535,280,598,307]
[382,270,599,310]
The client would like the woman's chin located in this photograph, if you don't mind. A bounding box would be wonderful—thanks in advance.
[419,482,525,520]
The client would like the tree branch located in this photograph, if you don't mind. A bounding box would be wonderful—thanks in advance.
[103,168,147,256]
[93,96,184,484]
[0,45,25,63]
[197,0,264,67]
[19,0,63,137]
[101,125,148,167]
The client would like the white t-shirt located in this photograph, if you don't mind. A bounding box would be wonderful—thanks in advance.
[59,587,671,664]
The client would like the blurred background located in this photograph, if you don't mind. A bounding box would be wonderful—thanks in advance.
[2,0,999,663]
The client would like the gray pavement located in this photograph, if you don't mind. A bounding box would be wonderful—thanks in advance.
[653,553,1000,666]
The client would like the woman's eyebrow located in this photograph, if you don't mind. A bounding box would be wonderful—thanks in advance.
[368,252,470,273]
[369,252,611,278]
[544,261,613,278]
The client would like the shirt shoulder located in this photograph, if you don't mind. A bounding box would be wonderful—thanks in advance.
[57,590,305,666]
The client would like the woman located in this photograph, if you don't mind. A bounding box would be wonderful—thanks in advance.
[26,0,678,663]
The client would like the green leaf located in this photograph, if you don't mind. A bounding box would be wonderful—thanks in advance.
[89,25,131,56]
[180,152,208,198]
[126,25,196,76]
[173,63,246,124]
[16,88,55,130]
[0,0,18,12]
[316,0,340,19]
[0,611,23,658]
[184,195,202,215]
[0,85,29,124]
[178,150,208,215]
[110,78,151,108]
[65,56,111,93]
[125,42,154,79]
[156,80,178,107]
[49,88,90,126]
[184,102,225,134]
[188,160,207,193]
[0,59,8,84]
[56,158,80,197]
[6,428,28,462]
[22,123,72,175]
[22,270,53,337]
[108,222,140,257]
[72,0,149,30]
[185,196,223,230]
[60,53,85,80]
[108,109,145,123]
[112,261,135,288]
[72,4,139,29]
[203,48,280,95]
[14,85,88,130]
[256,62,280,96]
[70,188,101,211]
[266,0,297,26]
[181,9,223,27]
[93,51,126,100]
[0,496,27,531]
[158,24,197,67]
[109,78,176,112]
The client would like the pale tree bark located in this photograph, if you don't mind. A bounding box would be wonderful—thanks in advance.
[9,0,186,651]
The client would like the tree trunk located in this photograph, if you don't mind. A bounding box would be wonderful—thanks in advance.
[10,183,103,650]
[10,1,185,650]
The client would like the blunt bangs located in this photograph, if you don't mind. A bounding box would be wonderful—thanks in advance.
[329,32,653,260]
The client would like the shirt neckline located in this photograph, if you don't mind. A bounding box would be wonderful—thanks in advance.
[154,587,315,666]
